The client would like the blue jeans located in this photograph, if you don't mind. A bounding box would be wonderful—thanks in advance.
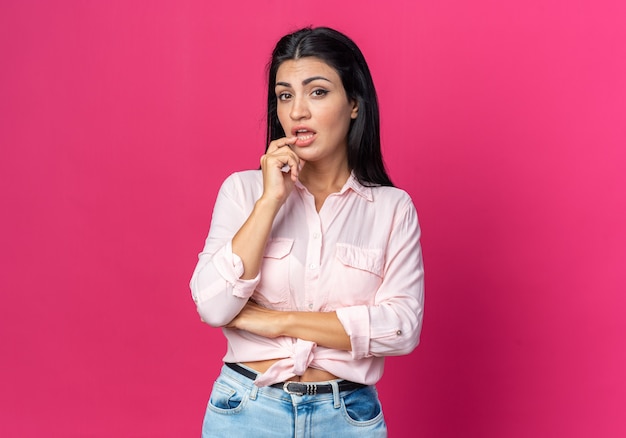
[202,364,387,437]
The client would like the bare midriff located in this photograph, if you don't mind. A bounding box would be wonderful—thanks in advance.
[242,359,339,382]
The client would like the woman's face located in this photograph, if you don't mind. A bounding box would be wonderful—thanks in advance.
[275,57,358,166]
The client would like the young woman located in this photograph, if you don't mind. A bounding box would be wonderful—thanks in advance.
[190,26,424,437]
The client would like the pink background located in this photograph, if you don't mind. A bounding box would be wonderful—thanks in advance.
[1,1,625,437]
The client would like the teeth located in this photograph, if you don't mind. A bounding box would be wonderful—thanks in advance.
[294,129,314,141]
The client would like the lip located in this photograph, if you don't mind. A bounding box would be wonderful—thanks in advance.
[291,126,317,147]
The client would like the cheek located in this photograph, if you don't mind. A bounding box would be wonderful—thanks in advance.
[329,110,353,137]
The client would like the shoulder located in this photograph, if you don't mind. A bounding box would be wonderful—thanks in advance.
[223,169,262,184]
[370,185,420,229]
[220,169,263,190]
[217,170,263,201]
[369,185,415,209]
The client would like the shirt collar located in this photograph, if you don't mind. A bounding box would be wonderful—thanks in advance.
[341,172,374,201]
[295,171,373,202]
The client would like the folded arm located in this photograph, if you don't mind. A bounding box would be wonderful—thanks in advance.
[227,197,424,358]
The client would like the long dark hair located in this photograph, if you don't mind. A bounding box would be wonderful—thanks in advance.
[266,27,393,187]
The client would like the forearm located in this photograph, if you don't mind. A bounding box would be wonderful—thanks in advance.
[228,303,352,351]
[232,136,301,279]
[282,311,351,351]
[232,197,281,279]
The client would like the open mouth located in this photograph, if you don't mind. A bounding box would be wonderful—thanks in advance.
[295,129,315,141]
[292,128,316,146]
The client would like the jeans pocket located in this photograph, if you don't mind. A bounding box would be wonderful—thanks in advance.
[341,386,385,427]
[207,378,248,414]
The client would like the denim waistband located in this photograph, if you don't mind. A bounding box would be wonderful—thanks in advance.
[218,363,364,407]
[225,362,367,396]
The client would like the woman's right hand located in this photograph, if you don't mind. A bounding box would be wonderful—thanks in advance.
[259,136,302,206]
[229,137,302,280]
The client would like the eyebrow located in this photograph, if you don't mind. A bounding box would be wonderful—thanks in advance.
[275,76,332,88]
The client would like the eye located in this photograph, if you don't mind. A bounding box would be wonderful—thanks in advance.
[277,92,292,101]
[311,89,329,97]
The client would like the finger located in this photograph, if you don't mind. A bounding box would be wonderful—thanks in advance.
[267,136,297,154]
[278,153,298,173]
[268,145,299,168]
[278,136,297,148]
[286,157,303,180]
[291,159,305,181]
[280,155,300,176]
[260,151,300,178]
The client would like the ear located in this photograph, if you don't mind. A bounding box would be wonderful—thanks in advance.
[350,100,359,119]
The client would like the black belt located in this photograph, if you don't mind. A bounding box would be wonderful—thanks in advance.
[225,362,366,396]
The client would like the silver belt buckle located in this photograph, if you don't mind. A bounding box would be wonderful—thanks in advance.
[283,382,305,396]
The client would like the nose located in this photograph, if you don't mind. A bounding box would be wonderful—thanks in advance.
[289,95,310,120]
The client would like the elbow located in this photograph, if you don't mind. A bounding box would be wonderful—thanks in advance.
[374,318,423,357]
[370,329,422,358]
[191,283,250,328]
[395,296,424,355]
[191,285,234,328]
[190,275,237,328]
[196,304,232,328]
[401,332,421,355]
[190,258,255,328]
[375,300,423,357]
[391,329,421,356]
[399,314,423,355]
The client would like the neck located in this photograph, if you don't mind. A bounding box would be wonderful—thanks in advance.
[298,159,351,194]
